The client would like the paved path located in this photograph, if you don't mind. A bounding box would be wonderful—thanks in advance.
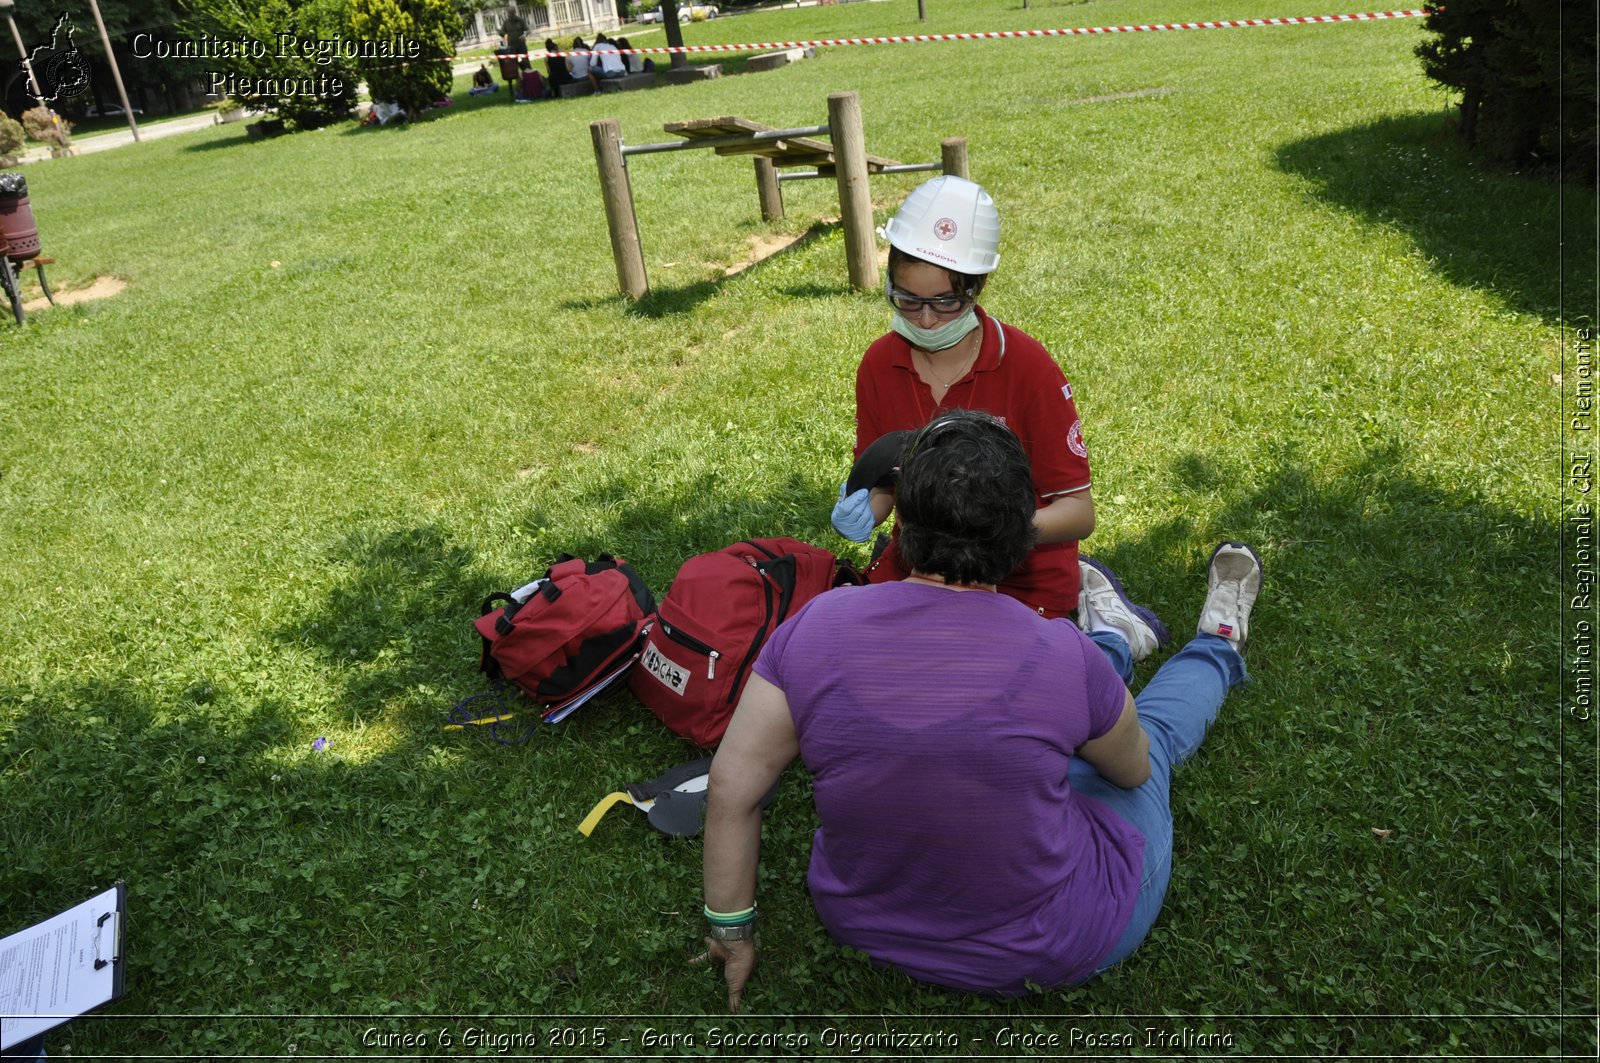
[18,110,228,164]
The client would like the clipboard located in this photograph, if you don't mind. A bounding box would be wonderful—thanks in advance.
[0,882,126,1050]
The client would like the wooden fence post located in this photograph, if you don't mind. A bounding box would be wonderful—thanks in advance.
[941,136,969,179]
[590,117,648,299]
[828,91,877,290]
[754,156,784,222]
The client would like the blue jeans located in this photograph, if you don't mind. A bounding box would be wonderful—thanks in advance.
[1075,632,1247,973]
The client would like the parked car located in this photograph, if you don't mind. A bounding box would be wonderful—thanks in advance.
[636,4,714,21]
[84,104,144,117]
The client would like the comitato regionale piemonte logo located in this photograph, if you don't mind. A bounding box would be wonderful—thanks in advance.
[16,12,92,106]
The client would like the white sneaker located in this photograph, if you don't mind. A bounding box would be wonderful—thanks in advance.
[1197,542,1263,649]
[1078,557,1170,662]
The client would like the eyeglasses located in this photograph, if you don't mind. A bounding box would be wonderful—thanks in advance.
[886,287,971,317]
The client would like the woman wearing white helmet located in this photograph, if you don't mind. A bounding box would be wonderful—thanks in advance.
[832,176,1098,619]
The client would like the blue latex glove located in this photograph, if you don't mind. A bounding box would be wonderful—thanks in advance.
[831,484,875,542]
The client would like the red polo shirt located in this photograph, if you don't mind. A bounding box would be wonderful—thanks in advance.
[855,307,1091,615]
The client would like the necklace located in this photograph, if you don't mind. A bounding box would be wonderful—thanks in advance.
[908,316,986,424]
[914,337,979,389]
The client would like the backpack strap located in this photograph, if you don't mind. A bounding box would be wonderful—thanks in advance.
[594,552,657,615]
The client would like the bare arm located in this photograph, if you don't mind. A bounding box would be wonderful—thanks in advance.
[701,673,800,1011]
[867,487,895,525]
[1076,689,1150,788]
[704,673,798,909]
[1034,488,1095,544]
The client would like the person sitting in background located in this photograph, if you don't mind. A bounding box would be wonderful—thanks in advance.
[543,38,574,92]
[517,59,546,101]
[699,409,1264,1007]
[468,64,497,95]
[566,37,593,84]
[588,33,627,89]
[615,37,647,74]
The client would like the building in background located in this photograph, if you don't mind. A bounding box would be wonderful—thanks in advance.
[460,0,623,50]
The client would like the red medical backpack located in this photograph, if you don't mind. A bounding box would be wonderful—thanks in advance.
[628,537,858,748]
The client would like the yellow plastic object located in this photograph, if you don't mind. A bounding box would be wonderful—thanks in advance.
[442,710,520,732]
[578,791,635,837]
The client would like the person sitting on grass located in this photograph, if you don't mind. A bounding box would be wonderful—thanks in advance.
[698,409,1263,1007]
[469,64,497,95]
[832,177,1098,623]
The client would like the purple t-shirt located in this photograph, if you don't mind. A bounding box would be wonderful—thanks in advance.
[754,581,1144,995]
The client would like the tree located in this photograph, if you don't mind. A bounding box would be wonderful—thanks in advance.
[1416,0,1596,181]
[659,0,685,69]
[346,0,460,115]
[4,0,208,116]
[185,0,360,128]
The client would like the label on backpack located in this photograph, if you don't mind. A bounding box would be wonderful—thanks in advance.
[639,639,689,696]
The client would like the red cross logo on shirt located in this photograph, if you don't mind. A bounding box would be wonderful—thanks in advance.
[933,217,958,241]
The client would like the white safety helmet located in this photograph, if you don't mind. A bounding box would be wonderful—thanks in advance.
[880,175,1001,275]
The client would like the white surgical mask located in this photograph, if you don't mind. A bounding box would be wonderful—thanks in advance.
[891,307,979,352]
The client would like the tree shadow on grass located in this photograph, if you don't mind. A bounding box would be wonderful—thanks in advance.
[0,666,672,1049]
[558,468,840,592]
[182,134,281,154]
[1113,440,1553,692]
[777,281,856,299]
[1056,441,1568,1026]
[270,524,491,718]
[4,440,1570,1033]
[1274,111,1592,326]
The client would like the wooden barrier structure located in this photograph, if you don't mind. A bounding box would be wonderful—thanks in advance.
[590,90,968,300]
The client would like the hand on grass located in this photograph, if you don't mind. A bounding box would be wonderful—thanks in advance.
[692,936,757,1013]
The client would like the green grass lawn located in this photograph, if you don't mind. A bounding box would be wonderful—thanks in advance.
[1,0,1591,1056]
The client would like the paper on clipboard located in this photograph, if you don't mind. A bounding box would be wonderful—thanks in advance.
[542,654,638,724]
[0,883,126,1049]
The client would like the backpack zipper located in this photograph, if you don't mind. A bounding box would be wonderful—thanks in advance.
[726,564,777,704]
[659,618,721,679]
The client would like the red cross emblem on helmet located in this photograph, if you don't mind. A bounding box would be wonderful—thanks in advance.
[933,217,958,241]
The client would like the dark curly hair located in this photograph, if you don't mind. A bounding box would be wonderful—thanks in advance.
[896,409,1037,586]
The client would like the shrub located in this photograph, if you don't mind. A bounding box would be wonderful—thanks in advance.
[1416,0,1597,181]
[21,107,72,157]
[0,113,23,166]
[348,0,462,117]
[185,0,359,130]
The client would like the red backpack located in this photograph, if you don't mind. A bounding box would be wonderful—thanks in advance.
[474,554,655,719]
[628,537,859,748]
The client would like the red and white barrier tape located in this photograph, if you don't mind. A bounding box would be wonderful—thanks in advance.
[504,9,1427,59]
